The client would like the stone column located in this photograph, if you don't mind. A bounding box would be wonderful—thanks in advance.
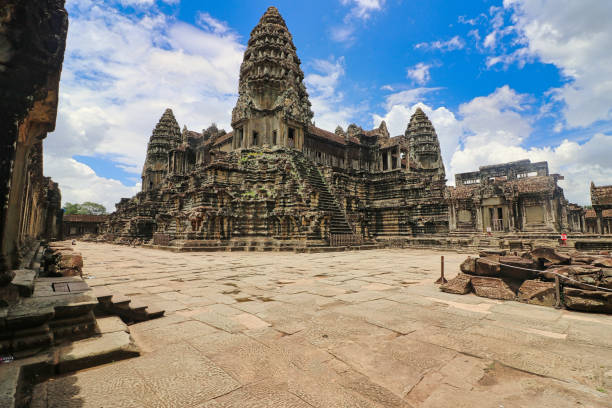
[396,146,400,169]
[596,211,603,234]
[386,150,392,171]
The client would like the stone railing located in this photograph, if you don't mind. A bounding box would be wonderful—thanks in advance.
[152,233,170,246]
[329,233,362,247]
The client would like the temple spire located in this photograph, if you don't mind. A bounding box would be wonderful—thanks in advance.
[405,107,445,179]
[231,7,313,150]
[141,108,181,192]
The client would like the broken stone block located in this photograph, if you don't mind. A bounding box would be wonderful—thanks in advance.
[59,253,83,270]
[499,256,537,280]
[470,276,517,300]
[568,250,595,265]
[601,269,612,289]
[517,280,556,307]
[529,247,571,266]
[440,273,472,295]
[459,257,476,274]
[593,257,612,268]
[474,257,501,276]
[563,288,612,313]
[543,265,602,290]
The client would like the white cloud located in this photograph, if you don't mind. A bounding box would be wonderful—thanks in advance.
[489,0,612,128]
[117,0,178,7]
[45,153,140,211]
[332,0,386,43]
[406,62,431,85]
[305,57,359,130]
[45,1,244,208]
[372,85,611,204]
[340,0,385,19]
[196,12,230,35]
[415,36,465,52]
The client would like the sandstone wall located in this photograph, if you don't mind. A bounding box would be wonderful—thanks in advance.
[0,0,68,283]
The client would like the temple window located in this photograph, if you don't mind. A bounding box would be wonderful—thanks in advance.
[288,127,295,147]
[252,131,259,146]
[272,130,277,145]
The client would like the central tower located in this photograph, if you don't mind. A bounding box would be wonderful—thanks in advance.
[231,7,313,150]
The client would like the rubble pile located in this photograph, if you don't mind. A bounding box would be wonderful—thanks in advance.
[42,243,84,277]
[441,247,612,313]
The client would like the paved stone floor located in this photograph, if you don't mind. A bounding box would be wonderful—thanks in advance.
[33,242,612,407]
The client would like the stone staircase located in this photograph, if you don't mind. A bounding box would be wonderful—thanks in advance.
[1,246,99,359]
[1,316,140,408]
[0,243,145,407]
[92,287,164,324]
[291,152,357,241]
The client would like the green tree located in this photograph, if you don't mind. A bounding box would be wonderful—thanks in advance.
[63,202,106,215]
[63,202,81,215]
[80,202,107,215]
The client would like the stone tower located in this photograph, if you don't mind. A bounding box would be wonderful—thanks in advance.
[406,107,445,180]
[141,108,181,192]
[231,6,313,150]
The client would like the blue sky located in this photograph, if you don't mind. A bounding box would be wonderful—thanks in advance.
[44,0,612,209]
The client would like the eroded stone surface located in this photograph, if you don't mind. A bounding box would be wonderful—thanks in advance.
[33,242,612,407]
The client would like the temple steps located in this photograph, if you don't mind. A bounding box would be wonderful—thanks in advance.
[291,152,355,237]
[3,277,100,359]
[92,287,165,323]
[0,316,139,408]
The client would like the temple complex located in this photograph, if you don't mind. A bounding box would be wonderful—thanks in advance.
[105,7,448,249]
[446,160,570,233]
[590,183,612,234]
[100,6,612,254]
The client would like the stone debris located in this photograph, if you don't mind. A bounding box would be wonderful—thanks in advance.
[470,276,518,300]
[440,273,472,295]
[446,247,612,313]
[517,280,556,307]
[42,244,84,278]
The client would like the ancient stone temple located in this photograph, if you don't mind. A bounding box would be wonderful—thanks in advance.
[590,183,612,234]
[0,0,67,293]
[105,7,449,249]
[446,160,570,233]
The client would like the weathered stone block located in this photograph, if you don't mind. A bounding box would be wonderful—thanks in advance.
[563,288,612,313]
[593,257,612,268]
[58,253,83,270]
[601,269,612,289]
[440,273,472,295]
[543,265,602,290]
[529,247,570,266]
[459,257,476,274]
[517,280,556,307]
[499,256,537,280]
[471,276,517,300]
[474,257,501,276]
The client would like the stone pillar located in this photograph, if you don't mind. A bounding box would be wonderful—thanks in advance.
[596,210,603,234]
[396,146,400,169]
[386,150,392,171]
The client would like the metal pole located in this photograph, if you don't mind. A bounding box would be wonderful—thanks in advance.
[435,255,448,284]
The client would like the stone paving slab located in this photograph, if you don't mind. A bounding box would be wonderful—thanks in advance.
[33,242,612,407]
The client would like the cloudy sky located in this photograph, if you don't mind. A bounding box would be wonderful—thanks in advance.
[45,0,612,210]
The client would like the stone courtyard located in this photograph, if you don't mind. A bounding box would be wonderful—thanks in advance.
[32,242,612,407]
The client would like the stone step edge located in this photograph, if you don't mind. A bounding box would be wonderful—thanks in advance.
[93,291,165,322]
[0,330,140,408]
